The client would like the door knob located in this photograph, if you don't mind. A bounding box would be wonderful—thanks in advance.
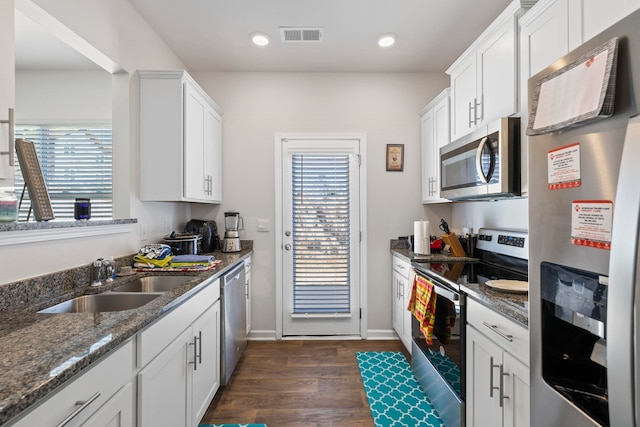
[284,244,292,250]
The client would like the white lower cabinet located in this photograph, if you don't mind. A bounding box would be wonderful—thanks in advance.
[191,302,221,424]
[244,256,252,335]
[83,382,135,427]
[391,254,412,353]
[137,280,221,427]
[8,340,135,427]
[466,299,529,427]
[138,327,192,427]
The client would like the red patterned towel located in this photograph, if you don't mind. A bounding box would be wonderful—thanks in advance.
[407,273,437,344]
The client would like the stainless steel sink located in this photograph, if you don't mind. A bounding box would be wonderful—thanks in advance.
[39,293,161,314]
[110,275,193,293]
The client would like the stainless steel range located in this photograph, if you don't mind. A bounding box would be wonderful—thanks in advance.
[410,228,528,427]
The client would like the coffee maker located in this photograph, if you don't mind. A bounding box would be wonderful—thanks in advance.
[221,211,242,252]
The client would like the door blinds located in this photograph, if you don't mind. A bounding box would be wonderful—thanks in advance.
[14,125,113,220]
[291,154,351,314]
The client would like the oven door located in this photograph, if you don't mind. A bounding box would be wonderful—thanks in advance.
[411,272,465,427]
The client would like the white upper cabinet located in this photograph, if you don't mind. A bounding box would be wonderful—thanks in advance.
[421,88,450,203]
[139,70,222,203]
[447,1,536,142]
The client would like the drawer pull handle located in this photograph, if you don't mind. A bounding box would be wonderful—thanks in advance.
[482,321,513,342]
[56,391,101,427]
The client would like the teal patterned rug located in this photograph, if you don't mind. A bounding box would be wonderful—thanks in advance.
[356,352,443,427]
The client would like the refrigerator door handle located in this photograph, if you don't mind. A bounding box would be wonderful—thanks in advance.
[608,114,640,427]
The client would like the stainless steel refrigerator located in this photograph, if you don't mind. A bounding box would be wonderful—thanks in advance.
[528,9,640,427]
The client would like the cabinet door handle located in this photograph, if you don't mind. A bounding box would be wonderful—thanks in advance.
[499,364,509,407]
[482,321,514,342]
[476,96,483,123]
[56,391,101,427]
[489,357,500,398]
[0,108,14,167]
[197,330,203,365]
[189,334,199,371]
[468,100,476,127]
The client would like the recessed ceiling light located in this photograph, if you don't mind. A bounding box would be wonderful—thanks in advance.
[377,33,397,48]
[251,32,270,47]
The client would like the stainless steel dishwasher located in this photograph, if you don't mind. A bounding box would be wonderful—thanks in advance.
[220,262,247,385]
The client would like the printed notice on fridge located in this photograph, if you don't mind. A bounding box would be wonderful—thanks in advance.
[548,143,581,190]
[571,200,613,250]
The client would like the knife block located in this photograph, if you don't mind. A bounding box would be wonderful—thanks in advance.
[442,232,467,257]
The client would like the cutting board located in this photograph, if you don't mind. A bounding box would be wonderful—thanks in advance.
[486,279,529,294]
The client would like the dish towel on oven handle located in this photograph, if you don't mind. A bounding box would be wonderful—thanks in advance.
[407,270,437,345]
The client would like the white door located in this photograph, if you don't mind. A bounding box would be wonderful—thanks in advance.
[279,136,362,336]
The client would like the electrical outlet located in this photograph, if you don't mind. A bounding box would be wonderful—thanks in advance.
[257,218,270,232]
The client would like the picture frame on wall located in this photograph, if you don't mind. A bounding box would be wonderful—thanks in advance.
[386,144,404,171]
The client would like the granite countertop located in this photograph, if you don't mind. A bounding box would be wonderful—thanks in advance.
[461,283,528,327]
[0,246,252,425]
[391,240,528,327]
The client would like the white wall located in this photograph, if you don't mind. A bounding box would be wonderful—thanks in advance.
[190,71,449,337]
[16,70,111,122]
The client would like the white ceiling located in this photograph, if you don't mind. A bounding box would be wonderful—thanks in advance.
[16,0,514,73]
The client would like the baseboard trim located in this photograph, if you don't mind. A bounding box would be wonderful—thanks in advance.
[247,329,400,341]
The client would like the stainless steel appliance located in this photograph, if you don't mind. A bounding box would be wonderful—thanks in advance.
[185,219,220,253]
[221,262,247,385]
[528,10,640,426]
[222,211,242,253]
[411,228,528,427]
[163,231,202,255]
[440,117,521,200]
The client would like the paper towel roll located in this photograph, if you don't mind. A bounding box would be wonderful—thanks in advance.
[413,221,430,255]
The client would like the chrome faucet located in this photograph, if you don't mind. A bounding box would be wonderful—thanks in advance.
[90,257,116,286]
[90,258,105,286]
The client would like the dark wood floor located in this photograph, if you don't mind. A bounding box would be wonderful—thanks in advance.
[202,339,409,426]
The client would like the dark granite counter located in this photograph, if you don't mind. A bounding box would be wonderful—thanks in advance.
[461,283,528,327]
[0,244,252,425]
[391,239,528,328]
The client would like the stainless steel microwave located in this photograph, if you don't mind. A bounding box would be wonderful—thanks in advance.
[440,117,521,200]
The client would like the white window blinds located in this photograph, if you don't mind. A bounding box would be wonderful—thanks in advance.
[291,154,351,314]
[13,125,113,220]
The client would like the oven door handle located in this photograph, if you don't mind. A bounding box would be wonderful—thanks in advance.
[431,281,459,301]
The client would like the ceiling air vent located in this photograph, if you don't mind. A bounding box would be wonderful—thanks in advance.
[280,27,324,43]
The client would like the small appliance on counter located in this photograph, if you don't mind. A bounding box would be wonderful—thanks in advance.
[163,231,202,255]
[185,219,220,253]
[221,211,243,253]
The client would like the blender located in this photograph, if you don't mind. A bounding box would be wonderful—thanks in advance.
[221,211,242,252]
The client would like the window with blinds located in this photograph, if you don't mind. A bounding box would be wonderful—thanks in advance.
[291,154,351,314]
[13,125,113,220]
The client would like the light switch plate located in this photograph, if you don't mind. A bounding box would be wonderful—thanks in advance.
[257,218,270,232]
